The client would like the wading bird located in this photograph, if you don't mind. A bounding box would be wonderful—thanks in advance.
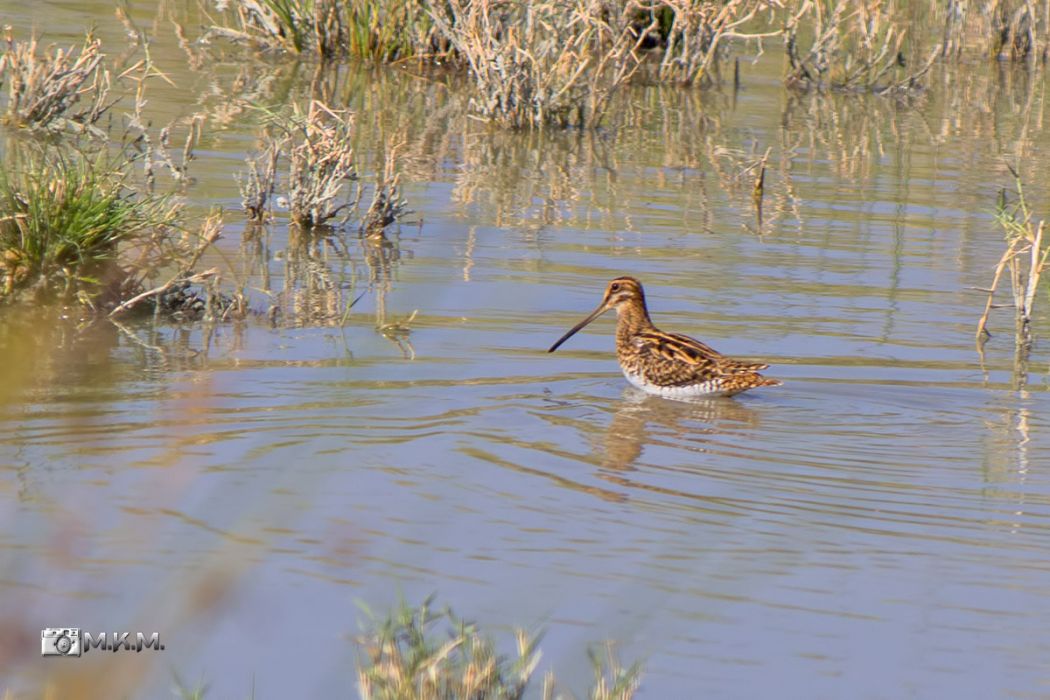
[548,277,780,398]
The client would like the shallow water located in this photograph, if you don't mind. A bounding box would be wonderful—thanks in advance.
[3,4,1050,698]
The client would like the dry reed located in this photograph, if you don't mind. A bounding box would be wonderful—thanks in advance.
[976,167,1049,349]
[239,139,285,223]
[363,138,410,236]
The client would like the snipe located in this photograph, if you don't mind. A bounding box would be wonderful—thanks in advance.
[548,276,780,398]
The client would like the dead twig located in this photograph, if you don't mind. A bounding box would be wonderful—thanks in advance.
[109,211,223,317]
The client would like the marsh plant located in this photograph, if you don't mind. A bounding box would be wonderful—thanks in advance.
[651,0,785,86]
[0,156,178,303]
[356,597,642,700]
[208,0,328,55]
[207,0,1027,130]
[345,0,442,61]
[0,28,113,136]
[989,0,1050,61]
[976,169,1049,349]
[211,0,441,59]
[939,0,1050,61]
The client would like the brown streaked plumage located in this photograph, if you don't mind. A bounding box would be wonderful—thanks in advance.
[548,276,780,398]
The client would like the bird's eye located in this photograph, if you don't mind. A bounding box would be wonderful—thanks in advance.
[610,282,621,292]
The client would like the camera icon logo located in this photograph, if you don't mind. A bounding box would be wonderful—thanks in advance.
[41,628,81,657]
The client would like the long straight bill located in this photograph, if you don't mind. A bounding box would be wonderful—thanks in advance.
[548,304,608,352]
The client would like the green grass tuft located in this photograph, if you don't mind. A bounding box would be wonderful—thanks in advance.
[0,156,177,302]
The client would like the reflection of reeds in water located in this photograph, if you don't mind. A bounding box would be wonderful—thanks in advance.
[451,127,592,230]
[227,55,1050,236]
[363,230,417,359]
[141,40,1050,331]
[449,83,804,235]
[279,224,358,327]
[780,90,910,182]
[244,217,418,355]
[194,60,288,130]
[980,396,1036,535]
[770,75,1045,219]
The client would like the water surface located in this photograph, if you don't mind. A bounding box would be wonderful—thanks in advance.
[2,4,1050,698]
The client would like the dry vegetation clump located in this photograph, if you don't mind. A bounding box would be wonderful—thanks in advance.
[240,101,411,235]
[281,101,359,228]
[0,28,232,318]
[239,138,285,223]
[206,0,1013,126]
[356,597,642,700]
[0,28,114,136]
[0,151,233,319]
[938,0,1050,61]
[428,0,653,128]
[109,209,233,320]
[202,0,1049,122]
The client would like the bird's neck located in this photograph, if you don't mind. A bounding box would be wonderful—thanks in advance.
[615,301,654,342]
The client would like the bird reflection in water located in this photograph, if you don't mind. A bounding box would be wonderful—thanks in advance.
[598,388,763,475]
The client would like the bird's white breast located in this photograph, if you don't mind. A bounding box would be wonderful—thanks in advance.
[622,369,732,399]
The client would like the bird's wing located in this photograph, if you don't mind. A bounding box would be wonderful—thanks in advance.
[632,329,770,382]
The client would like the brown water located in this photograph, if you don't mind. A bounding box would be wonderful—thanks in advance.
[3,4,1050,698]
